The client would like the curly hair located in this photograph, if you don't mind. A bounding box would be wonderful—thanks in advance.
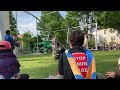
[69,30,84,47]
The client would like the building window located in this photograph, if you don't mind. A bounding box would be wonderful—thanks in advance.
[111,36,115,42]
[104,37,107,42]
[104,30,106,34]
[110,29,115,33]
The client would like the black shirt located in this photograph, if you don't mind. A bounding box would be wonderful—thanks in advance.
[58,46,86,79]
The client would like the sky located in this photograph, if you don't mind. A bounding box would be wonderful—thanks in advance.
[13,11,67,36]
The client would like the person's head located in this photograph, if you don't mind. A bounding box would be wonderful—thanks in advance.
[69,30,84,48]
[0,41,12,52]
[6,30,10,35]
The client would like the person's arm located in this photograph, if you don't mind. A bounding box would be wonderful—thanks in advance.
[9,35,14,42]
[106,58,120,79]
[58,53,63,75]
[6,35,14,42]
[55,53,64,79]
[115,70,120,78]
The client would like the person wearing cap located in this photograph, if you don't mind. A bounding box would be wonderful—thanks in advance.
[0,41,29,79]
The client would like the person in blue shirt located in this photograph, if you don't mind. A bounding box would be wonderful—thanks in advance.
[5,30,14,51]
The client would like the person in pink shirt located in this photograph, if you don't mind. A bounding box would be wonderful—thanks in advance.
[52,35,57,56]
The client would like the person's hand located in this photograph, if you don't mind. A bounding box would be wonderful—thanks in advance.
[106,71,115,78]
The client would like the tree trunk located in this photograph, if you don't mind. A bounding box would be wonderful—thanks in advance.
[84,34,89,49]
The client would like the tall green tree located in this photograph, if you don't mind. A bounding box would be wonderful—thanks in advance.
[9,11,17,36]
[65,11,94,48]
[38,11,98,48]
[97,11,120,32]
[22,31,33,52]
[65,11,92,29]
[65,11,80,28]
[37,11,67,45]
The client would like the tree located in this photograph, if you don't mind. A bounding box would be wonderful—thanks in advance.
[9,11,17,36]
[22,31,33,52]
[38,11,98,48]
[65,11,80,28]
[65,11,93,29]
[97,11,120,33]
[37,11,67,46]
[65,11,96,48]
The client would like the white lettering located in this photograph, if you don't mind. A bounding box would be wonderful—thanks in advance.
[76,57,79,60]
[74,56,86,61]
[84,62,87,66]
[83,56,86,60]
[84,68,88,72]
[77,62,82,66]
[80,68,88,72]
[81,68,85,72]
[77,62,88,66]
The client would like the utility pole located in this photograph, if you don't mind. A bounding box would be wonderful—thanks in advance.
[24,11,41,53]
[23,11,57,53]
[67,26,70,49]
[36,19,39,53]
[95,16,98,50]
[16,11,18,35]
[15,11,18,56]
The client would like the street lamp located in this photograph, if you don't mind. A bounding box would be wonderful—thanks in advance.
[94,15,98,50]
[23,11,41,53]
[16,11,18,35]
[23,11,57,53]
[36,19,39,53]
[65,26,69,48]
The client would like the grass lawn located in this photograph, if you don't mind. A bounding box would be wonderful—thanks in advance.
[92,51,120,75]
[17,51,120,79]
[17,53,58,79]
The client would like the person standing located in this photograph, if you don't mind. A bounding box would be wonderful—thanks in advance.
[52,35,57,56]
[5,30,14,51]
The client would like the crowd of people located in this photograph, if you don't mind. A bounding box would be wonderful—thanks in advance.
[0,29,120,79]
[97,43,120,51]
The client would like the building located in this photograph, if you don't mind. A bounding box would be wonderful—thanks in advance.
[92,28,120,45]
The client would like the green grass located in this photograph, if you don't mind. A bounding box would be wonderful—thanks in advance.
[92,51,120,75]
[17,51,120,79]
[17,53,58,79]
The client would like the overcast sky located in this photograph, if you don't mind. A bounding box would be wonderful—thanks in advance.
[13,11,66,36]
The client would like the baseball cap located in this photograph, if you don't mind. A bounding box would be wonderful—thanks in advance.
[0,41,11,50]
